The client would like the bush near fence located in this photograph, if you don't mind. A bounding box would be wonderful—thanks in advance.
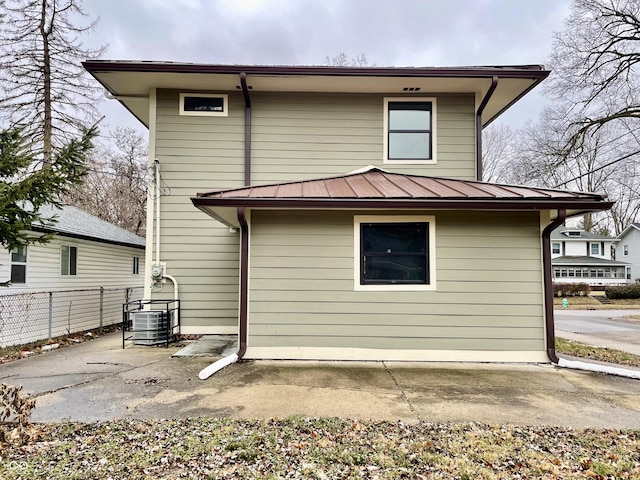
[605,283,640,299]
[553,282,591,297]
[0,287,144,348]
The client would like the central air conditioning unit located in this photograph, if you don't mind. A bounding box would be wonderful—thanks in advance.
[132,310,170,345]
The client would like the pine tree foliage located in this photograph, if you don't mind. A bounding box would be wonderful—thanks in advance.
[0,126,95,251]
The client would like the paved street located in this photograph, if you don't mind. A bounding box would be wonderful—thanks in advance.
[555,309,640,355]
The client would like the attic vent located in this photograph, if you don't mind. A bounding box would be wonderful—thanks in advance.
[403,87,421,92]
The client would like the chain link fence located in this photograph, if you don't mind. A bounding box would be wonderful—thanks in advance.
[0,287,144,348]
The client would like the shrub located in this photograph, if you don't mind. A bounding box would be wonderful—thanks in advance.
[553,282,591,297]
[605,284,640,299]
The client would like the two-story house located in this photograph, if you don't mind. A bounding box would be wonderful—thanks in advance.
[617,223,640,283]
[551,227,628,286]
[83,61,612,364]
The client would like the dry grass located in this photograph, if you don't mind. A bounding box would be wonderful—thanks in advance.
[2,419,640,479]
[556,337,640,368]
[554,296,640,309]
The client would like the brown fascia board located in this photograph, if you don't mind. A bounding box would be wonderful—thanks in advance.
[82,60,550,80]
[190,196,613,212]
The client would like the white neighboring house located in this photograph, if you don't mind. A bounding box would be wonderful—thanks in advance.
[616,222,640,283]
[0,205,145,292]
[551,227,629,286]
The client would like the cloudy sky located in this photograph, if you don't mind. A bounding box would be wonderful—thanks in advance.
[82,0,573,132]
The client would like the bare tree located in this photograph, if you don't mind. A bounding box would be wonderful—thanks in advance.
[481,124,518,183]
[324,53,375,67]
[0,0,105,163]
[547,0,640,157]
[63,128,148,236]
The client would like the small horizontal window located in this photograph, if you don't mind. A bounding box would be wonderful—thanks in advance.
[179,93,228,117]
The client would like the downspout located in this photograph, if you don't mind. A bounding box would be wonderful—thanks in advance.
[542,209,566,363]
[199,206,249,379]
[475,76,498,181]
[240,72,252,186]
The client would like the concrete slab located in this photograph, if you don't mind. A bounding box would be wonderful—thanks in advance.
[3,332,640,428]
[172,335,237,358]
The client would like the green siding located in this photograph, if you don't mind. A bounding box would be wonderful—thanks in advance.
[152,89,477,329]
[248,210,544,352]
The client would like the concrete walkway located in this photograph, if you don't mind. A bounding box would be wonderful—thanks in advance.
[2,332,640,428]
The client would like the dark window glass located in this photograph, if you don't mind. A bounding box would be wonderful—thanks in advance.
[183,96,224,112]
[11,265,26,283]
[61,245,77,276]
[388,102,432,160]
[361,222,428,284]
[133,256,140,275]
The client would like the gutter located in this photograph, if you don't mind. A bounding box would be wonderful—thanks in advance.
[199,206,249,379]
[542,209,566,363]
[476,76,498,181]
[240,72,252,186]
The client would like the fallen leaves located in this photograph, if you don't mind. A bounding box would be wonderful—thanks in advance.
[2,418,640,479]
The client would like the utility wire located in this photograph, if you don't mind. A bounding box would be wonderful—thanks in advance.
[553,149,640,188]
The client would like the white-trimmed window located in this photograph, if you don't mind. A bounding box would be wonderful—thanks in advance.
[624,244,629,255]
[61,245,77,276]
[590,242,600,255]
[383,97,437,164]
[132,256,140,275]
[179,93,228,116]
[10,245,27,284]
[552,242,561,255]
[354,215,436,291]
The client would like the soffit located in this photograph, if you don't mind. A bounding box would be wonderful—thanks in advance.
[83,61,548,128]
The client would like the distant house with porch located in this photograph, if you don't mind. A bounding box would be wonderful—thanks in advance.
[551,227,628,286]
[616,222,640,283]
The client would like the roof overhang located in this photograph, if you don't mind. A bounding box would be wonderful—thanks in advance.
[193,198,613,229]
[190,169,613,228]
[83,61,550,128]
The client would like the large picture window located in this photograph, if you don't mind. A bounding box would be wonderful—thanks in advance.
[354,215,436,291]
[61,245,77,276]
[10,245,27,284]
[384,98,436,164]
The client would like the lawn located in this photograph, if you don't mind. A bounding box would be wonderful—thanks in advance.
[2,418,640,479]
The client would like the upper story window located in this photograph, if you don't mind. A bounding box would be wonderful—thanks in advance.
[383,98,436,164]
[179,93,228,117]
[590,242,600,255]
[10,245,27,284]
[354,215,436,291]
[624,244,629,255]
[61,245,77,276]
[552,242,561,255]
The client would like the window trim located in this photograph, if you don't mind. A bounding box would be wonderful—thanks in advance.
[10,245,27,285]
[383,97,437,165]
[60,244,78,276]
[179,93,228,117]
[624,244,629,256]
[132,256,140,276]
[590,242,600,256]
[354,215,436,291]
[552,242,561,255]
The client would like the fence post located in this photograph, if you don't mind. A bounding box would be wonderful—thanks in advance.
[99,287,104,332]
[48,291,53,339]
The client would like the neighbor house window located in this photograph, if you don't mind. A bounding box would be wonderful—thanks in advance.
[132,256,140,275]
[354,215,436,291]
[624,244,629,255]
[179,93,228,116]
[552,242,561,255]
[384,98,436,163]
[61,245,77,276]
[10,245,27,284]
[590,243,600,255]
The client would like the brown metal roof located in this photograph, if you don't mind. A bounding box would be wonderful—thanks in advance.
[191,167,612,227]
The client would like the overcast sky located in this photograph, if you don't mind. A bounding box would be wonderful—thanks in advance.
[82,0,573,132]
